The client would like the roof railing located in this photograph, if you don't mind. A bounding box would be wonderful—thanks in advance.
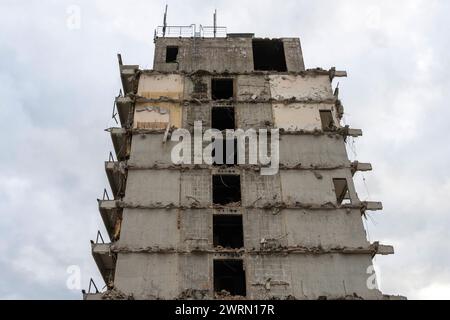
[154,24,227,39]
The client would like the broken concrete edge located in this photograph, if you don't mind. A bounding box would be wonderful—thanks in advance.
[134,96,338,105]
[351,161,373,174]
[108,242,393,256]
[83,287,135,300]
[361,201,383,211]
[105,162,127,198]
[103,126,363,138]
[83,288,378,301]
[117,67,346,96]
[91,242,117,285]
[136,67,347,78]
[124,162,368,172]
[116,201,369,211]
[97,200,123,240]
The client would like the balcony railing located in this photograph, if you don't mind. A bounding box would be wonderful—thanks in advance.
[155,24,227,38]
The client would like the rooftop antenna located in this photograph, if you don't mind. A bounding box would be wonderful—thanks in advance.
[162,4,168,37]
[213,9,217,38]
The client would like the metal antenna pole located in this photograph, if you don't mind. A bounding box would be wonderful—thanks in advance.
[163,4,168,37]
[213,9,217,38]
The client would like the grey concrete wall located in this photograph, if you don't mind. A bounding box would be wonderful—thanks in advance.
[236,103,273,130]
[114,252,381,299]
[279,135,349,167]
[154,37,254,73]
[283,209,368,248]
[241,171,282,207]
[124,170,180,206]
[118,207,367,251]
[182,103,212,131]
[118,208,180,248]
[115,253,179,299]
[279,168,359,205]
[246,254,382,299]
[283,38,305,72]
[180,170,212,206]
[153,37,305,73]
[128,133,350,168]
[236,75,271,100]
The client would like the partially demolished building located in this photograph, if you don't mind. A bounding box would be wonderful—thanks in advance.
[85,24,396,300]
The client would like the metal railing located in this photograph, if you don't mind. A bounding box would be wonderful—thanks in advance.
[155,24,227,38]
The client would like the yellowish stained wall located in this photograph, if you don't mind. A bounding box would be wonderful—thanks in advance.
[135,74,184,129]
[269,74,333,101]
[137,74,184,99]
[134,102,182,129]
[272,103,339,131]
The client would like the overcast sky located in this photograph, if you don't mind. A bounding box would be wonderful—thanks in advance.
[0,0,449,300]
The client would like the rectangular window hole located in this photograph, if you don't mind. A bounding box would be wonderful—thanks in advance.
[333,178,351,205]
[212,78,234,100]
[252,39,287,72]
[214,260,246,297]
[213,215,244,249]
[212,107,235,131]
[213,175,241,205]
[166,46,178,63]
[320,110,334,131]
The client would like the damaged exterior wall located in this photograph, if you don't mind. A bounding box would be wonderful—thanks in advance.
[88,31,399,300]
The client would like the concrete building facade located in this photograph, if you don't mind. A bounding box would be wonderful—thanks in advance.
[85,25,397,300]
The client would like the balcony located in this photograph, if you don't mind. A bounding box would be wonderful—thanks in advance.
[115,96,134,128]
[98,199,122,241]
[91,242,116,285]
[105,161,127,198]
[106,127,130,161]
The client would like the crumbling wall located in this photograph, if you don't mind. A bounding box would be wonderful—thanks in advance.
[236,75,271,100]
[243,209,287,250]
[180,170,212,206]
[273,103,339,131]
[154,37,254,73]
[286,254,382,299]
[279,169,359,205]
[137,74,184,99]
[180,209,212,250]
[283,209,369,248]
[124,170,180,206]
[134,102,182,129]
[182,103,211,131]
[236,103,273,130]
[118,208,179,248]
[245,254,382,300]
[241,171,282,207]
[114,253,179,299]
[128,134,178,167]
[279,135,349,167]
[269,74,333,101]
[282,38,305,72]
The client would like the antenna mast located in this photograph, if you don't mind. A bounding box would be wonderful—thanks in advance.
[213,9,217,38]
[162,4,168,37]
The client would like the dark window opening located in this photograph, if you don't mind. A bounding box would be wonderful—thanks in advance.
[166,46,178,63]
[213,215,244,248]
[214,260,246,296]
[320,110,334,131]
[212,138,238,166]
[213,175,241,205]
[333,178,351,205]
[212,107,235,131]
[212,79,234,100]
[252,39,287,72]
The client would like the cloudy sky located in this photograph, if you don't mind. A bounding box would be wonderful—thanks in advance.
[0,0,449,300]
